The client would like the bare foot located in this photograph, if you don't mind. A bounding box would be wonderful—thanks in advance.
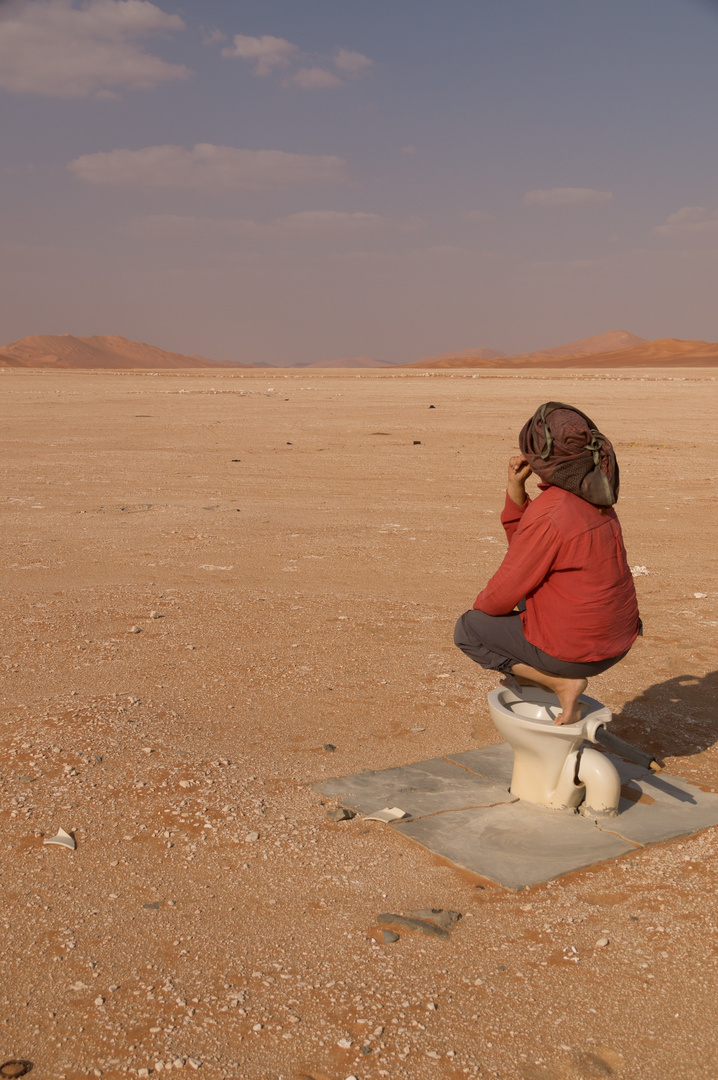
[509,663,588,725]
[552,677,588,725]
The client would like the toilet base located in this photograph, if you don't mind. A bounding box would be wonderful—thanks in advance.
[487,685,621,815]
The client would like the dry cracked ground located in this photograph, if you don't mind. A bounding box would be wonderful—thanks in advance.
[1,367,718,1080]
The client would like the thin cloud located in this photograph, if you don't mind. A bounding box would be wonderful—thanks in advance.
[219,30,372,89]
[202,28,225,46]
[333,48,373,75]
[286,67,343,89]
[220,33,297,75]
[68,144,348,191]
[125,210,423,241]
[523,187,614,206]
[0,0,190,98]
[654,206,718,244]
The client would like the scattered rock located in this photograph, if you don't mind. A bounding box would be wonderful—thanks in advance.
[323,743,337,752]
[377,913,449,939]
[413,440,421,445]
[0,1064,32,1079]
[326,807,355,821]
[150,610,161,619]
[187,1061,202,1071]
[337,1038,353,1049]
[596,936,610,948]
[245,831,260,842]
[94,996,105,1006]
[130,625,142,634]
[382,930,400,943]
[405,908,462,930]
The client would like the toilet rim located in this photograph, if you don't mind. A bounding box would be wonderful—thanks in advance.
[487,685,611,738]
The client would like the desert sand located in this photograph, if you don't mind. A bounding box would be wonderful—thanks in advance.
[2,366,717,1080]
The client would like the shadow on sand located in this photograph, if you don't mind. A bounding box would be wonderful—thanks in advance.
[610,670,718,761]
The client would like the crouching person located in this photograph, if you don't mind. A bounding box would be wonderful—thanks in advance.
[455,402,641,725]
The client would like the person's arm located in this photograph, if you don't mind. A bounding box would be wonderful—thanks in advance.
[474,511,561,615]
[502,455,532,542]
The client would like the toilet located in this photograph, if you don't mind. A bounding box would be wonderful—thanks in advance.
[487,684,621,815]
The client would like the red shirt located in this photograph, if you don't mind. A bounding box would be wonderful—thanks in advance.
[473,485,640,662]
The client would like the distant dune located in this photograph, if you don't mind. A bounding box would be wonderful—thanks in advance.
[0,351,25,367]
[404,330,647,368]
[411,346,507,366]
[403,330,718,369]
[3,329,717,372]
[547,337,718,368]
[0,334,251,370]
[516,329,646,360]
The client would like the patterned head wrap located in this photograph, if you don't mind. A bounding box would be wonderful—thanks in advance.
[518,402,619,506]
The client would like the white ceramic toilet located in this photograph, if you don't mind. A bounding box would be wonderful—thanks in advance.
[487,684,621,815]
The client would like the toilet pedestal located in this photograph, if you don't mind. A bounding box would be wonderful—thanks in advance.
[487,685,621,815]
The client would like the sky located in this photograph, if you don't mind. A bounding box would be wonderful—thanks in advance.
[2,0,718,365]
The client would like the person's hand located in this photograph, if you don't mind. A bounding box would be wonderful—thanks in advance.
[507,455,532,505]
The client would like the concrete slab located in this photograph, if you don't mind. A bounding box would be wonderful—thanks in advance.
[394,802,635,891]
[445,743,515,786]
[604,772,718,846]
[313,756,515,819]
[314,743,718,889]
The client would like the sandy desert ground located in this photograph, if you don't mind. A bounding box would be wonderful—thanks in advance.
[1,366,718,1080]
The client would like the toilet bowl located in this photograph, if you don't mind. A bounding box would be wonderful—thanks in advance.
[487,685,621,815]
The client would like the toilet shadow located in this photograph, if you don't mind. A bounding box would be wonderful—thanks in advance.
[609,670,718,762]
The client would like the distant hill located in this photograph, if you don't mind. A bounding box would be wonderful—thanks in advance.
[0,334,252,370]
[400,330,718,369]
[404,330,647,368]
[515,329,646,360]
[410,346,506,367]
[546,337,718,368]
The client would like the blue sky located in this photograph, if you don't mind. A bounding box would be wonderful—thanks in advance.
[2,0,718,364]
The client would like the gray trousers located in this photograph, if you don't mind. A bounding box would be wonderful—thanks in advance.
[454,609,628,679]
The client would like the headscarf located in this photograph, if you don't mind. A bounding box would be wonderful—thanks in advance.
[518,402,619,506]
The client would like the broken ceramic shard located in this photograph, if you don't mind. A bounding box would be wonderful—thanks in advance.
[363,806,408,823]
[43,827,76,850]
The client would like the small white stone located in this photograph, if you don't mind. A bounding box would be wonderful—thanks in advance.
[245,831,260,842]
[138,1071,149,1077]
[173,1061,185,1070]
[187,1061,202,1070]
[130,625,142,633]
[596,936,610,948]
[94,996,105,1006]
[150,610,161,618]
[694,592,708,599]
[337,1038,353,1049]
